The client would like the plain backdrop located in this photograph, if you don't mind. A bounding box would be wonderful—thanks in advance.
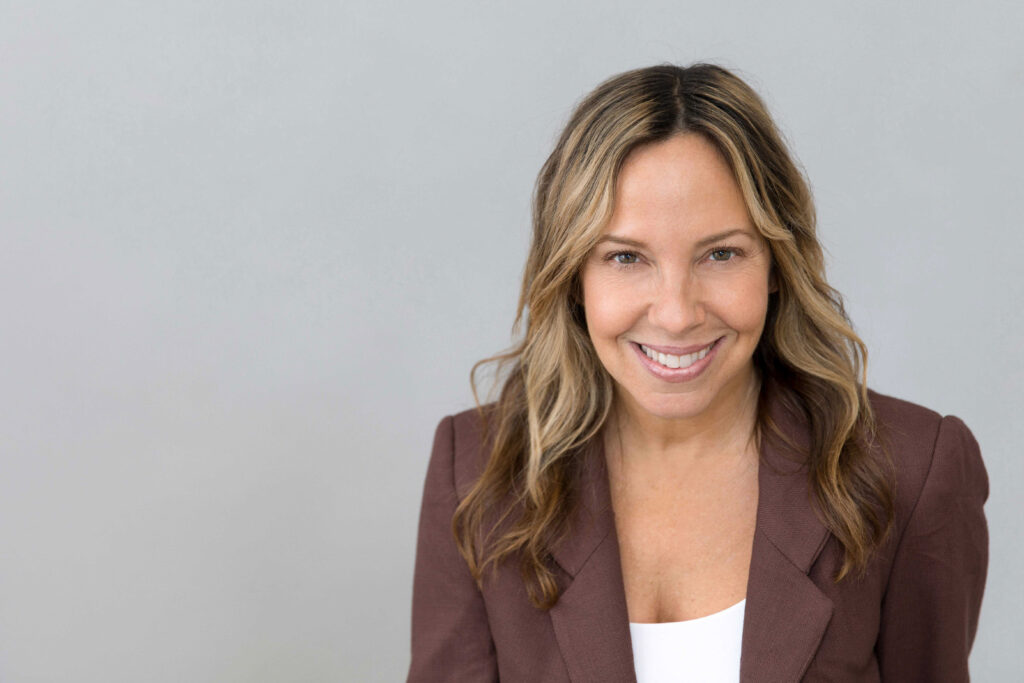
[1,1,1021,681]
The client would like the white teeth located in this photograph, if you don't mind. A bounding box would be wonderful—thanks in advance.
[640,342,714,370]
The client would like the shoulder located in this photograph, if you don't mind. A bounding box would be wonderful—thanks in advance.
[865,391,989,679]
[431,403,499,500]
[866,388,942,436]
[866,388,942,489]
[864,388,988,528]
[865,387,982,475]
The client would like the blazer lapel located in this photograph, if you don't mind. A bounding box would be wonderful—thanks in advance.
[548,437,637,683]
[545,395,833,683]
[740,397,833,683]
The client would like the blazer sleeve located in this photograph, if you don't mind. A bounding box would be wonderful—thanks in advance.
[875,414,990,681]
[408,415,499,682]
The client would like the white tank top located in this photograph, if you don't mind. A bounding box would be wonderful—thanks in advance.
[628,598,746,683]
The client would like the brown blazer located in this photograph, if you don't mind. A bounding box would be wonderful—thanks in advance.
[408,390,989,682]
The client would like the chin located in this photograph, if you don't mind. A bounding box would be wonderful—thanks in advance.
[631,391,714,422]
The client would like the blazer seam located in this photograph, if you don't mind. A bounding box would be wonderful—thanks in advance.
[878,413,945,603]
[447,412,501,671]
[446,413,460,503]
[758,526,808,575]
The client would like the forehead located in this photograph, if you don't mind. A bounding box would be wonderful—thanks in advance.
[608,133,752,236]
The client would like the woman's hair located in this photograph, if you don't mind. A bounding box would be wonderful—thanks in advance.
[453,62,895,609]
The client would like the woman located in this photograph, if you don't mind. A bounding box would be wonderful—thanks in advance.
[408,63,988,682]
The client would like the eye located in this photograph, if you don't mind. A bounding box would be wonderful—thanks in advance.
[607,251,640,266]
[708,247,738,262]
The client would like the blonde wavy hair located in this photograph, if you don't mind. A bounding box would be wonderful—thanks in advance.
[453,63,894,609]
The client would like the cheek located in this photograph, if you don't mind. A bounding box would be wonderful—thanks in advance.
[581,272,637,341]
[704,270,770,331]
[724,283,770,332]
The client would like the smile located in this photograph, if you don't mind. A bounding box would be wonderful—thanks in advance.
[639,341,716,369]
[630,338,722,384]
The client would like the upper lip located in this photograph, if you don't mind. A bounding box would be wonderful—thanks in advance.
[636,339,720,355]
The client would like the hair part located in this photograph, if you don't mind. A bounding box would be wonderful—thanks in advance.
[453,62,895,609]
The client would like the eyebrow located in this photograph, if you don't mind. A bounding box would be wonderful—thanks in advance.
[595,228,754,249]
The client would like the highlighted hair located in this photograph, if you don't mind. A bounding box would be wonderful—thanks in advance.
[453,63,894,609]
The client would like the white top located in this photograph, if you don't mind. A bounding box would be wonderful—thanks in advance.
[628,599,746,683]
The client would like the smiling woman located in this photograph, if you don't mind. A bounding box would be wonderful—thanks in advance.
[581,134,773,429]
[408,63,988,682]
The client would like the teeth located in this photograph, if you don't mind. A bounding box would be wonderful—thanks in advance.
[640,341,714,369]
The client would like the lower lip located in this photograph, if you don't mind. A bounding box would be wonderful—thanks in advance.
[631,338,722,383]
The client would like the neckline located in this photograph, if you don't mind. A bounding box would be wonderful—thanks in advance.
[629,598,747,627]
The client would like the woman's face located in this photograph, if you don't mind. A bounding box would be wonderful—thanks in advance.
[580,133,774,425]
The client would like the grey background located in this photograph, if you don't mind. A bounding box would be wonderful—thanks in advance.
[1,1,1020,681]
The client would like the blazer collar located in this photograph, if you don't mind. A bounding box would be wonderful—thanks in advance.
[547,395,834,683]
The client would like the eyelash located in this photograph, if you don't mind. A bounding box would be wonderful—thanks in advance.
[604,246,743,268]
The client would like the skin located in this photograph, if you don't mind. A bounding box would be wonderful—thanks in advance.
[580,131,775,460]
[579,132,775,622]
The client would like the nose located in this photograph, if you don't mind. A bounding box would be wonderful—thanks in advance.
[647,269,706,334]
